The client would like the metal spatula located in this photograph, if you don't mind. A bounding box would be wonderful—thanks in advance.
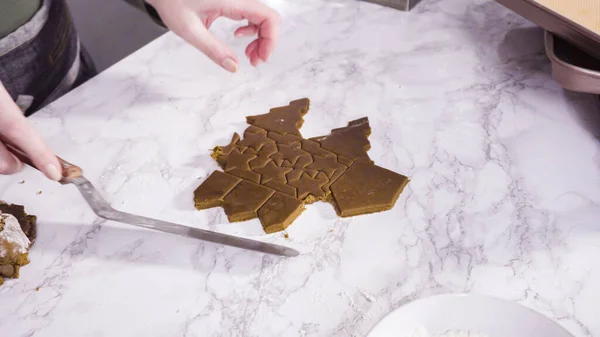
[5,142,299,257]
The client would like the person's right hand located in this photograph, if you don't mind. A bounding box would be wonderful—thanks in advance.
[0,82,62,181]
[146,0,281,72]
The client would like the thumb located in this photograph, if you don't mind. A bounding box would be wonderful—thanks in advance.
[177,17,239,73]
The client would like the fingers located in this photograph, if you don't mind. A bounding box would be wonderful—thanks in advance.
[0,83,62,181]
[236,24,261,66]
[204,12,220,29]
[245,39,260,66]
[150,0,280,70]
[221,0,281,62]
[234,24,258,37]
[0,117,62,181]
[0,142,23,175]
[175,12,239,72]
[255,12,280,63]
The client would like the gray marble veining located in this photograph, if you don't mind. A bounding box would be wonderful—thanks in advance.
[1,0,599,336]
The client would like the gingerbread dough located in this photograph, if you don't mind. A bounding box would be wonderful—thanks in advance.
[194,99,409,234]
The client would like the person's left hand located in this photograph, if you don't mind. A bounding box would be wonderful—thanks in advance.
[146,0,281,72]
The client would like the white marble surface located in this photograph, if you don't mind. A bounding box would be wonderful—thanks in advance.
[1,0,600,336]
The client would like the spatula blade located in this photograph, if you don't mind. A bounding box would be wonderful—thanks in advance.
[71,176,299,257]
[3,141,298,256]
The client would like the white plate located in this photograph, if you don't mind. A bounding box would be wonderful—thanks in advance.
[367,294,574,337]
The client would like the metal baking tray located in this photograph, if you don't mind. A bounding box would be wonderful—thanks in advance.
[545,31,600,95]
[495,0,600,59]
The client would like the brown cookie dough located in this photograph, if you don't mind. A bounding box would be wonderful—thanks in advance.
[0,202,37,285]
[330,160,410,216]
[194,99,410,234]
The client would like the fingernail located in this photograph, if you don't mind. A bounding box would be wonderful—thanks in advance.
[221,58,239,73]
[45,164,62,181]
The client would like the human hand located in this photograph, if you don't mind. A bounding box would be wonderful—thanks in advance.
[146,0,281,72]
[0,82,62,181]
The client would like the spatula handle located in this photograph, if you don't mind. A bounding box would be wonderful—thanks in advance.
[4,142,83,184]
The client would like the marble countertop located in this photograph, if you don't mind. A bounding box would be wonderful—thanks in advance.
[1,0,600,336]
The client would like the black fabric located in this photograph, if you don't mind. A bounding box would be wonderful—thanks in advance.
[0,0,97,115]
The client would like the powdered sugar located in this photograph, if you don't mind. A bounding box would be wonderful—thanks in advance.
[0,212,31,256]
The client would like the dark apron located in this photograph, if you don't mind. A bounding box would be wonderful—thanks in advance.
[0,0,97,115]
